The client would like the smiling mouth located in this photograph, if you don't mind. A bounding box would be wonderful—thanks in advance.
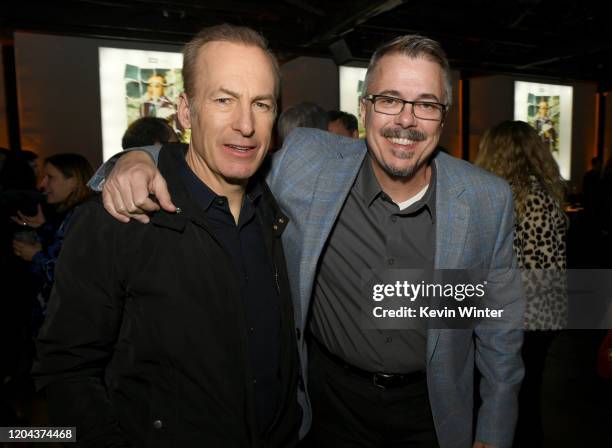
[225,144,256,153]
[387,137,417,146]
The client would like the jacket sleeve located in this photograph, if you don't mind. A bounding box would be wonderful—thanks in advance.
[474,183,525,448]
[88,144,161,192]
[32,200,134,447]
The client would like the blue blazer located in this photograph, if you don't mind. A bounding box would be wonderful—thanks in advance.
[267,128,524,448]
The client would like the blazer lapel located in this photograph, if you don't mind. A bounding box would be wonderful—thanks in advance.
[428,152,470,363]
[297,143,367,328]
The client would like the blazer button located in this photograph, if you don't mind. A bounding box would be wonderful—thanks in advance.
[153,419,163,429]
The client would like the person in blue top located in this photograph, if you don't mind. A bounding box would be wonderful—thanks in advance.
[12,153,93,329]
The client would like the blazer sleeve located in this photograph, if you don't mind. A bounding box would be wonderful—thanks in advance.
[88,144,161,192]
[32,200,134,447]
[473,183,525,448]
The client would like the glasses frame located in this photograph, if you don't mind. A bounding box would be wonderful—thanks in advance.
[363,94,447,121]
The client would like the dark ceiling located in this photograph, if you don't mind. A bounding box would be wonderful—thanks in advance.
[2,0,611,89]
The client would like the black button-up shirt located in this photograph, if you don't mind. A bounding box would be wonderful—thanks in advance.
[310,154,436,373]
[179,157,281,433]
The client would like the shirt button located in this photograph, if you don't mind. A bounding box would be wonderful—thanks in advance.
[388,258,394,266]
[391,216,397,223]
[153,419,163,429]
[250,327,254,332]
[216,198,225,205]
[273,224,278,230]
[386,337,393,343]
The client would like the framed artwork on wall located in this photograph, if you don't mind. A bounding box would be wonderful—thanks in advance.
[514,81,573,179]
[99,47,184,161]
[339,66,367,138]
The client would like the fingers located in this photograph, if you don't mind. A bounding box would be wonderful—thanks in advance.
[10,216,28,227]
[102,183,131,223]
[151,174,176,213]
[101,151,165,223]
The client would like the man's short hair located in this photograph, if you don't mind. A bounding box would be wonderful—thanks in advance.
[122,117,177,149]
[362,35,452,107]
[182,24,281,104]
[328,110,358,133]
[277,102,328,144]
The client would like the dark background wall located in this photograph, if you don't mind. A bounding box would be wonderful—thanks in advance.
[14,32,182,167]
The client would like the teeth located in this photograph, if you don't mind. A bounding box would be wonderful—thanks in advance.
[388,137,415,146]
[227,145,250,152]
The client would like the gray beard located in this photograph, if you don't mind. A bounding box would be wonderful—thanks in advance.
[381,148,417,178]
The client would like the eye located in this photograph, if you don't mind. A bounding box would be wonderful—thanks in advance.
[416,102,438,111]
[379,96,401,106]
[253,101,273,112]
[214,97,234,107]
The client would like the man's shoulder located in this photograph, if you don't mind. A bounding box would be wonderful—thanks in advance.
[70,195,153,237]
[279,128,366,162]
[435,151,511,197]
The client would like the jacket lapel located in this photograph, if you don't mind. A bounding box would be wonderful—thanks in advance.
[297,143,367,328]
[428,152,470,363]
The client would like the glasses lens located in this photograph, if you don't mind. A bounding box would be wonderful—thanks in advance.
[413,102,443,120]
[374,97,403,114]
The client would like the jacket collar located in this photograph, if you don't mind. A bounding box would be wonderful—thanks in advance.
[149,144,288,235]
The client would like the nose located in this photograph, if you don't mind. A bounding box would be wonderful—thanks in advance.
[39,176,48,190]
[232,101,255,137]
[394,103,417,128]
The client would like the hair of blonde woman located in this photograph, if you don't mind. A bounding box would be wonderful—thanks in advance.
[44,153,94,213]
[475,120,566,219]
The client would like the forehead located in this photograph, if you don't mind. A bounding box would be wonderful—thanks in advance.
[195,41,277,95]
[44,163,61,176]
[368,54,444,100]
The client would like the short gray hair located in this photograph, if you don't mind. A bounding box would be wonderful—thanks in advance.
[362,35,452,107]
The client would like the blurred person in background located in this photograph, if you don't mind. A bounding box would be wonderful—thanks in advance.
[476,120,567,448]
[277,102,328,145]
[0,147,41,424]
[122,116,179,150]
[327,110,359,138]
[12,153,93,333]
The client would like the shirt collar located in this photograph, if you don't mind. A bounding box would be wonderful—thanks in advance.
[356,153,436,223]
[177,155,263,212]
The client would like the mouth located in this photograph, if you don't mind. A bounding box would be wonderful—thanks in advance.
[223,143,257,156]
[387,137,417,147]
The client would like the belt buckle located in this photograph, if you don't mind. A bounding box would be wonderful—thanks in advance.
[372,373,394,390]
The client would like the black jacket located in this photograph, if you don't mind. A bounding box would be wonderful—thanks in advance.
[33,144,300,447]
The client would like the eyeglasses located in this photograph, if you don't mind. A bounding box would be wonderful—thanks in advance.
[363,94,447,121]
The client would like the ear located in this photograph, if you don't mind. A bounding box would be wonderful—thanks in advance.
[177,93,192,129]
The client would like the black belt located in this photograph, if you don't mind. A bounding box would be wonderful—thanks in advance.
[312,338,426,390]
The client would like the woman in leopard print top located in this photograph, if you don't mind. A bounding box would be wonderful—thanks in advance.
[476,120,567,330]
[476,120,567,448]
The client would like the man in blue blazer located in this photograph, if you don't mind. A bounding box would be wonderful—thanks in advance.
[94,34,524,448]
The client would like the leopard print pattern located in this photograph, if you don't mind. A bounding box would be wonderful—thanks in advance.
[513,179,568,330]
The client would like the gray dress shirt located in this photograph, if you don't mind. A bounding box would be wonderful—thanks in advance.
[310,155,436,373]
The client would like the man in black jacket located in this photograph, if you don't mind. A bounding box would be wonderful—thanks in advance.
[33,24,300,447]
